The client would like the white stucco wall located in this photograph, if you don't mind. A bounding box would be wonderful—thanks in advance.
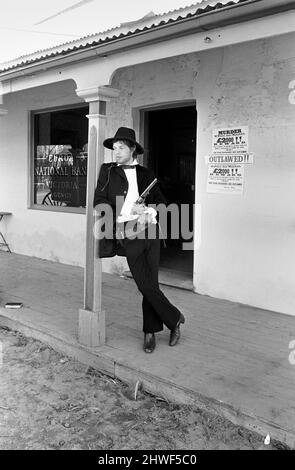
[1,31,295,316]
[108,32,295,316]
[192,35,295,316]
[0,80,87,266]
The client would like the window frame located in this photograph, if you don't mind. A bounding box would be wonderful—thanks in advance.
[29,103,89,214]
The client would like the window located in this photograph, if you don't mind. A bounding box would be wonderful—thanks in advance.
[33,105,89,210]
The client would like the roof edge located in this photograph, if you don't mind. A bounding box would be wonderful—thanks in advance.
[1,0,294,81]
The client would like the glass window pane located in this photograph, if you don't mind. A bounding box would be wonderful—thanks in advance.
[33,106,89,208]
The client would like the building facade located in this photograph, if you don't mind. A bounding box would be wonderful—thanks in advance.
[1,0,295,317]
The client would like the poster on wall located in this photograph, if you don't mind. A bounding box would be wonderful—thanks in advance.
[212,126,248,155]
[205,153,254,164]
[207,164,244,194]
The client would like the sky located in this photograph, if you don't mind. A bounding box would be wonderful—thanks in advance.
[0,0,206,64]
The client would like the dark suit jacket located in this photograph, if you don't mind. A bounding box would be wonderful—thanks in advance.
[93,163,166,258]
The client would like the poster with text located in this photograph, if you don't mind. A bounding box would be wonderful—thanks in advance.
[207,164,244,194]
[212,127,248,155]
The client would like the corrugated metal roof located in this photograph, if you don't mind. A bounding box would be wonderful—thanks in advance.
[0,0,249,74]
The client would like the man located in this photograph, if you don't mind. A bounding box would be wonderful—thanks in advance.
[93,127,185,353]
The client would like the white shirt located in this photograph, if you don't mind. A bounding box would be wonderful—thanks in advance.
[117,161,157,225]
[117,163,139,223]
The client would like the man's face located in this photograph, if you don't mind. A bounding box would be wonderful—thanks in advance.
[113,141,135,165]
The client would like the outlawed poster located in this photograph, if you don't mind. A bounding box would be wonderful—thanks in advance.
[212,126,248,155]
[207,164,244,194]
[205,153,254,164]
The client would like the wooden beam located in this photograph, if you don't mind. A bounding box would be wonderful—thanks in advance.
[76,86,120,347]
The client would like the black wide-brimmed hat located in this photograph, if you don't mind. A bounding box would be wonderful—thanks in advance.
[103,127,144,155]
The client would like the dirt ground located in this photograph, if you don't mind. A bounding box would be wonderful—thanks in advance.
[0,327,288,451]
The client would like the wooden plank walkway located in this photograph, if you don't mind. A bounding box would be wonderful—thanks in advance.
[1,251,295,447]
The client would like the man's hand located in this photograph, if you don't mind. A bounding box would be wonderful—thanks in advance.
[131,203,157,225]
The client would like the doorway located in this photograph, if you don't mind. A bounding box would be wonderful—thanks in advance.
[143,105,196,279]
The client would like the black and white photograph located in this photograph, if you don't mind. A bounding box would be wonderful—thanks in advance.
[0,0,294,455]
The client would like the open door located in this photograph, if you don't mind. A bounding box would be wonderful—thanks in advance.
[144,105,196,282]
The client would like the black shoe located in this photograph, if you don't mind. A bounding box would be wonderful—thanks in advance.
[143,333,156,353]
[169,313,185,347]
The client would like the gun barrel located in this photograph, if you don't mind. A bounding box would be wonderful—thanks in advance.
[141,178,157,198]
[136,178,157,204]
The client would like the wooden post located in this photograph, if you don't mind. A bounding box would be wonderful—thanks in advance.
[76,86,120,347]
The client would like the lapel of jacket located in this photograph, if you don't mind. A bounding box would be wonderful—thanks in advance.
[113,165,128,182]
[136,165,146,194]
[112,164,146,192]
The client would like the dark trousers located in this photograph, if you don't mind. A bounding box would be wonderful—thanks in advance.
[122,227,182,333]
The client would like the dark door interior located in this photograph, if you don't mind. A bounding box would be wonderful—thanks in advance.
[145,106,196,274]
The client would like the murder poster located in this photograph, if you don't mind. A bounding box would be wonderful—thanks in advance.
[212,126,248,155]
